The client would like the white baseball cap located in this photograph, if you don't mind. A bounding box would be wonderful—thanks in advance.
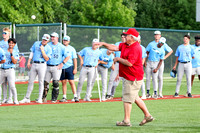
[51,32,59,38]
[63,35,70,41]
[42,34,50,41]
[159,37,166,44]
[92,38,99,43]
[154,30,161,35]
[138,35,141,41]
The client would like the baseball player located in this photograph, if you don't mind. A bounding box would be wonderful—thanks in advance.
[59,35,79,102]
[19,34,52,103]
[191,35,200,87]
[0,27,19,103]
[0,47,6,105]
[77,38,104,101]
[91,48,114,101]
[106,33,126,100]
[138,35,147,99]
[173,35,194,97]
[42,32,70,103]
[0,38,19,104]
[145,37,166,99]
[146,31,173,98]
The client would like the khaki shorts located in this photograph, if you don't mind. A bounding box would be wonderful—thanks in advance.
[122,78,143,103]
[192,67,200,75]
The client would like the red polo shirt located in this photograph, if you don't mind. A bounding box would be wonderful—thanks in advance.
[118,42,144,81]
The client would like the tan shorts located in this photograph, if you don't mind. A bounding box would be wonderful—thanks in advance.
[122,78,143,103]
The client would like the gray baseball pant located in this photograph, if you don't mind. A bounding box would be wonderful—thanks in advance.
[107,63,119,95]
[158,62,164,95]
[44,66,62,83]
[146,61,159,92]
[0,68,18,102]
[175,62,192,93]
[77,66,95,99]
[91,65,108,98]
[25,63,47,100]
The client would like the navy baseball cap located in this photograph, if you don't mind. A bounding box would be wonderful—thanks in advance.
[170,70,177,78]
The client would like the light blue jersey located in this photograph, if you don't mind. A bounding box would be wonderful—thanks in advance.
[146,44,165,61]
[31,41,52,62]
[114,42,121,58]
[63,45,77,69]
[146,40,172,55]
[78,47,104,66]
[0,40,19,52]
[141,45,147,59]
[175,44,194,62]
[191,44,200,68]
[1,49,19,69]
[0,47,6,61]
[100,49,114,68]
[47,42,68,65]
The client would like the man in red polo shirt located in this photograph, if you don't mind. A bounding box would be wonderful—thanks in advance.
[97,28,154,126]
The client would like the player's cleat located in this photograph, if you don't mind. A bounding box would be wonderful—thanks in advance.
[158,94,163,98]
[51,100,57,103]
[102,96,107,101]
[173,92,179,97]
[36,99,43,103]
[74,97,79,102]
[2,99,7,103]
[188,93,193,98]
[106,95,111,100]
[19,98,30,103]
[60,97,67,102]
[141,95,146,99]
[14,101,19,105]
[83,98,92,102]
[6,99,13,104]
[146,94,151,99]
[152,94,158,99]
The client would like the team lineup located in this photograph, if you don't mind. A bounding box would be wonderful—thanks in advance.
[0,27,200,106]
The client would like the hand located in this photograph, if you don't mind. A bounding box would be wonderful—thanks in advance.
[153,68,158,73]
[57,63,63,70]
[113,57,119,64]
[73,69,77,75]
[114,74,119,81]
[173,66,176,70]
[144,62,147,68]
[27,62,31,69]
[9,49,13,54]
[80,60,83,66]
[40,45,44,51]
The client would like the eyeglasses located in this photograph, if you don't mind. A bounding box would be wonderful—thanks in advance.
[2,32,8,35]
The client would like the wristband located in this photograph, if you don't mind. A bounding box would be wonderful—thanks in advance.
[62,61,65,64]
[10,53,13,56]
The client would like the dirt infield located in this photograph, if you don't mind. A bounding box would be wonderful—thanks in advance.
[1,94,200,107]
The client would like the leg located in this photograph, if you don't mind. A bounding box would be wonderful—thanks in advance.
[175,63,184,94]
[77,67,88,98]
[38,64,47,101]
[158,62,164,95]
[191,75,195,87]
[85,67,95,100]
[100,67,108,99]
[185,63,192,93]
[123,102,132,123]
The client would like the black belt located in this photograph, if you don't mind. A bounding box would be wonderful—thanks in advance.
[34,61,45,63]
[84,65,94,67]
[99,64,106,68]
[1,67,13,70]
[180,61,190,64]
[47,64,58,66]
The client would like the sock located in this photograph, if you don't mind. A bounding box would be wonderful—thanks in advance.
[154,91,157,95]
[74,94,77,97]
[63,95,66,99]
[147,90,149,94]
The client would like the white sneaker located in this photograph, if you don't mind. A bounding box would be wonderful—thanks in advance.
[14,101,19,105]
[83,98,92,102]
[6,99,13,104]
[36,99,43,103]
[102,96,106,101]
[158,94,163,98]
[19,98,30,103]
[2,99,7,103]
[141,95,146,99]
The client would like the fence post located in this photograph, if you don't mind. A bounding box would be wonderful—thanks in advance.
[64,23,67,36]
[13,24,15,38]
[37,26,39,41]
[98,28,100,40]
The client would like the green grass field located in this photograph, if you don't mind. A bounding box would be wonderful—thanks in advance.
[0,75,200,132]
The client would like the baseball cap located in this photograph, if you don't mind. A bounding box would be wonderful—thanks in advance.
[154,31,161,35]
[21,53,24,56]
[42,34,50,41]
[170,69,177,78]
[138,35,141,40]
[63,35,70,41]
[159,37,166,44]
[123,28,139,37]
[92,38,99,43]
[51,32,59,38]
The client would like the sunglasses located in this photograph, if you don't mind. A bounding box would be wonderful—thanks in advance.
[2,32,8,35]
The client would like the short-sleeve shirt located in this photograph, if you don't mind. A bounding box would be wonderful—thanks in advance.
[146,44,165,61]
[114,41,121,58]
[0,40,19,52]
[0,48,5,62]
[191,44,200,68]
[78,47,104,66]
[47,42,69,65]
[175,44,194,62]
[63,45,77,69]
[31,41,52,62]
[19,56,26,68]
[1,49,19,69]
[141,45,147,59]
[118,42,144,81]
[99,49,114,68]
